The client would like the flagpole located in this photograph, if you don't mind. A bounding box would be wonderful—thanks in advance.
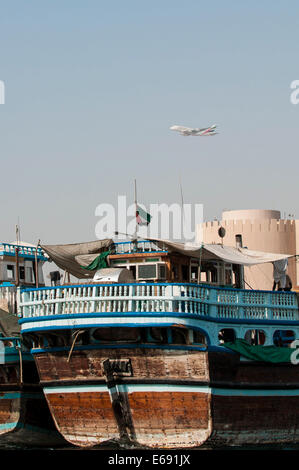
[134,178,138,238]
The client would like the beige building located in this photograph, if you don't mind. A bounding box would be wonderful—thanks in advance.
[197,209,299,291]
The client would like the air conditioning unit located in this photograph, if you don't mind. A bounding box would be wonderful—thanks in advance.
[137,263,166,281]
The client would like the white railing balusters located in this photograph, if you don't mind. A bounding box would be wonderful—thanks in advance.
[18,283,299,325]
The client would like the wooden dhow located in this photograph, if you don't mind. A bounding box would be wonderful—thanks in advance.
[0,242,66,447]
[17,238,299,448]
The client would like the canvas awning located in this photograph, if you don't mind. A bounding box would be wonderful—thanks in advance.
[41,239,114,278]
[146,238,293,266]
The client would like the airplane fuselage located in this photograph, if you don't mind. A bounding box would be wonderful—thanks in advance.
[170,124,217,136]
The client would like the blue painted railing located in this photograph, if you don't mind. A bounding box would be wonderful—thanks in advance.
[113,240,167,255]
[18,282,299,324]
[0,243,47,261]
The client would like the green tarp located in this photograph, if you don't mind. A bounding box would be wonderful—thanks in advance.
[81,251,110,271]
[224,338,297,364]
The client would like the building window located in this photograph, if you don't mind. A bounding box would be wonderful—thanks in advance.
[235,234,243,248]
[7,265,14,280]
[19,266,25,280]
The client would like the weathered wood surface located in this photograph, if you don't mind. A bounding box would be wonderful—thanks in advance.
[36,348,210,383]
[0,361,66,447]
[33,347,299,448]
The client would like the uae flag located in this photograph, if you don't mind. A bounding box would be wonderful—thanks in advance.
[136,204,152,226]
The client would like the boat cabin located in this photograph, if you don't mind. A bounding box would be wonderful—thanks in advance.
[39,237,290,293]
[109,240,244,288]
[0,242,47,287]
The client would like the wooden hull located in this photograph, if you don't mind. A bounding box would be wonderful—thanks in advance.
[32,346,299,448]
[0,361,66,447]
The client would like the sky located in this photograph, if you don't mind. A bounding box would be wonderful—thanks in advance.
[0,0,299,245]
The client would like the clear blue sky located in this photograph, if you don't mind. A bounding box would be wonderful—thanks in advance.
[0,1,299,244]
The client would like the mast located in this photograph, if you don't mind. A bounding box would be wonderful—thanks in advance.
[34,239,40,288]
[134,178,138,239]
[15,224,20,286]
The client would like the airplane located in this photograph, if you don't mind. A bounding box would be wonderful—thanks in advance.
[170,124,218,136]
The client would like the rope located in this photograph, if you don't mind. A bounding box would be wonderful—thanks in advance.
[16,343,23,386]
[67,330,85,363]
[243,279,254,290]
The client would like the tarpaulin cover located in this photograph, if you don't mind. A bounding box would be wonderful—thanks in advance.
[79,251,110,271]
[224,338,296,364]
[41,239,114,278]
[0,308,20,336]
[146,238,292,266]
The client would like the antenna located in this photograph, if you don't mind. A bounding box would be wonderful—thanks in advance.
[134,178,138,239]
[16,217,21,245]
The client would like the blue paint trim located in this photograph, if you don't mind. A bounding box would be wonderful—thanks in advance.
[18,310,299,327]
[0,422,58,435]
[0,391,42,399]
[0,251,47,261]
[2,354,33,364]
[31,342,210,354]
[20,321,211,340]
[0,422,19,431]
[19,311,206,324]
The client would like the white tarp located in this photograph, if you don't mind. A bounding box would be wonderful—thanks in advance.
[41,239,114,278]
[200,244,292,266]
[146,238,293,266]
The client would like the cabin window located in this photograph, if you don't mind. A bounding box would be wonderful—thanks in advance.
[7,265,14,280]
[218,328,236,344]
[147,327,168,344]
[225,266,232,285]
[19,266,25,280]
[26,267,33,283]
[192,330,207,346]
[172,264,179,280]
[210,268,217,283]
[232,264,243,289]
[191,265,198,282]
[170,327,189,345]
[181,265,189,282]
[273,330,295,347]
[92,327,141,343]
[158,264,166,280]
[244,329,266,346]
[129,265,136,279]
